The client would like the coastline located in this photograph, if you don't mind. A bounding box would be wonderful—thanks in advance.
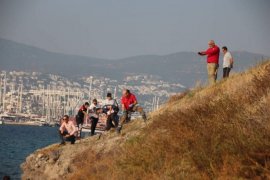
[20,117,148,180]
[3,122,41,126]
[1,121,58,127]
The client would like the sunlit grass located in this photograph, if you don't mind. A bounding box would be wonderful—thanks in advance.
[69,60,270,179]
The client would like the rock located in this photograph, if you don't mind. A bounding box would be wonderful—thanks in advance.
[48,158,55,164]
[63,166,71,174]
[35,163,40,168]
[49,150,60,162]
[37,153,44,159]
[44,156,49,161]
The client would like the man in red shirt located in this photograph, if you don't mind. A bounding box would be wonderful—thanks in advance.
[198,40,220,85]
[116,89,147,133]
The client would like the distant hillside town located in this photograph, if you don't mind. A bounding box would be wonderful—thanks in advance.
[0,70,185,124]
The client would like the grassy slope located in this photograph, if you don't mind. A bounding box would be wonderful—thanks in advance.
[69,61,270,179]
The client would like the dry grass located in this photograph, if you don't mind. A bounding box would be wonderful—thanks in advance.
[69,60,270,179]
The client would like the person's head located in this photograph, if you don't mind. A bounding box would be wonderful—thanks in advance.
[106,92,112,100]
[92,99,98,105]
[222,46,228,54]
[96,107,102,114]
[122,89,130,97]
[63,115,69,123]
[84,102,90,108]
[208,40,215,48]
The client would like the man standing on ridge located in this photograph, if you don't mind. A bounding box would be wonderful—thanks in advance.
[198,40,220,85]
[116,89,147,134]
[222,46,234,78]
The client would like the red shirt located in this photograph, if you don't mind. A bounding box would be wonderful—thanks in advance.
[79,105,87,112]
[121,93,137,110]
[203,45,220,64]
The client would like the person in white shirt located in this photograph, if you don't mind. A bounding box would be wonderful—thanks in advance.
[89,99,101,113]
[103,92,119,131]
[59,115,77,145]
[222,46,234,78]
[88,99,102,136]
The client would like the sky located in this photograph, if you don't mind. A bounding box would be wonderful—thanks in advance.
[0,0,269,59]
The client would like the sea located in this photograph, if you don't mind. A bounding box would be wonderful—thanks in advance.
[0,125,60,180]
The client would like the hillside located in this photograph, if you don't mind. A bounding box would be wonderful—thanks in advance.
[21,60,270,179]
[1,38,268,87]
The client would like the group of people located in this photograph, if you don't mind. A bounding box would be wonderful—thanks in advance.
[59,89,147,145]
[58,40,233,145]
[198,40,234,85]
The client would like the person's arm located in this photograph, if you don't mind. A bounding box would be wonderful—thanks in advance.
[122,104,126,111]
[198,51,206,56]
[83,111,88,116]
[121,98,126,111]
[59,123,65,134]
[204,46,219,56]
[230,57,234,66]
[129,95,138,108]
[133,95,138,106]
[83,110,88,122]
[133,100,138,106]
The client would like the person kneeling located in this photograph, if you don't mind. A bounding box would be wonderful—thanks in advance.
[117,89,147,134]
[59,115,77,145]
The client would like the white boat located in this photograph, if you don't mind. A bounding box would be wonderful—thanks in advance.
[0,120,4,125]
[0,113,17,123]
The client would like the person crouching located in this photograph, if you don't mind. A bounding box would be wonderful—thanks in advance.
[116,89,147,134]
[59,115,77,145]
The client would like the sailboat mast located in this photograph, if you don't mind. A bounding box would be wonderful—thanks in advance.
[20,83,23,113]
[114,86,117,99]
[3,72,6,112]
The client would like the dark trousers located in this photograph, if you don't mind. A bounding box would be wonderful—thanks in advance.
[76,116,84,137]
[76,115,84,126]
[106,113,118,131]
[90,117,99,135]
[59,130,76,144]
[223,67,231,78]
[119,106,146,126]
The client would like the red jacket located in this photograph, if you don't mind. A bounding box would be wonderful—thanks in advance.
[202,45,220,64]
[121,93,137,110]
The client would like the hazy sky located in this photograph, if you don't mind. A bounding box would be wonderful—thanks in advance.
[0,0,269,59]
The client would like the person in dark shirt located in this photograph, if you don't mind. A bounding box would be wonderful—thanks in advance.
[76,102,89,137]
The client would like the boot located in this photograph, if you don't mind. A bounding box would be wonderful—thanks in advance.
[142,113,147,122]
[116,126,122,134]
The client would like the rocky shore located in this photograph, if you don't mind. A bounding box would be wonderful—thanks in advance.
[21,119,148,180]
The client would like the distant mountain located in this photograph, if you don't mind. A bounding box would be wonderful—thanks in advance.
[0,38,268,87]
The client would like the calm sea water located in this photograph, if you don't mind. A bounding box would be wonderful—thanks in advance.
[0,125,60,180]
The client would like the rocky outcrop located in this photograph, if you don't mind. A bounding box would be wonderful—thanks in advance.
[21,144,76,180]
[21,119,148,180]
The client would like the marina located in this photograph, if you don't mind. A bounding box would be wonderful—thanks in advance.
[0,71,165,128]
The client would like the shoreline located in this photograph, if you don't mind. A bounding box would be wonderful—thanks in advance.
[1,121,49,126]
